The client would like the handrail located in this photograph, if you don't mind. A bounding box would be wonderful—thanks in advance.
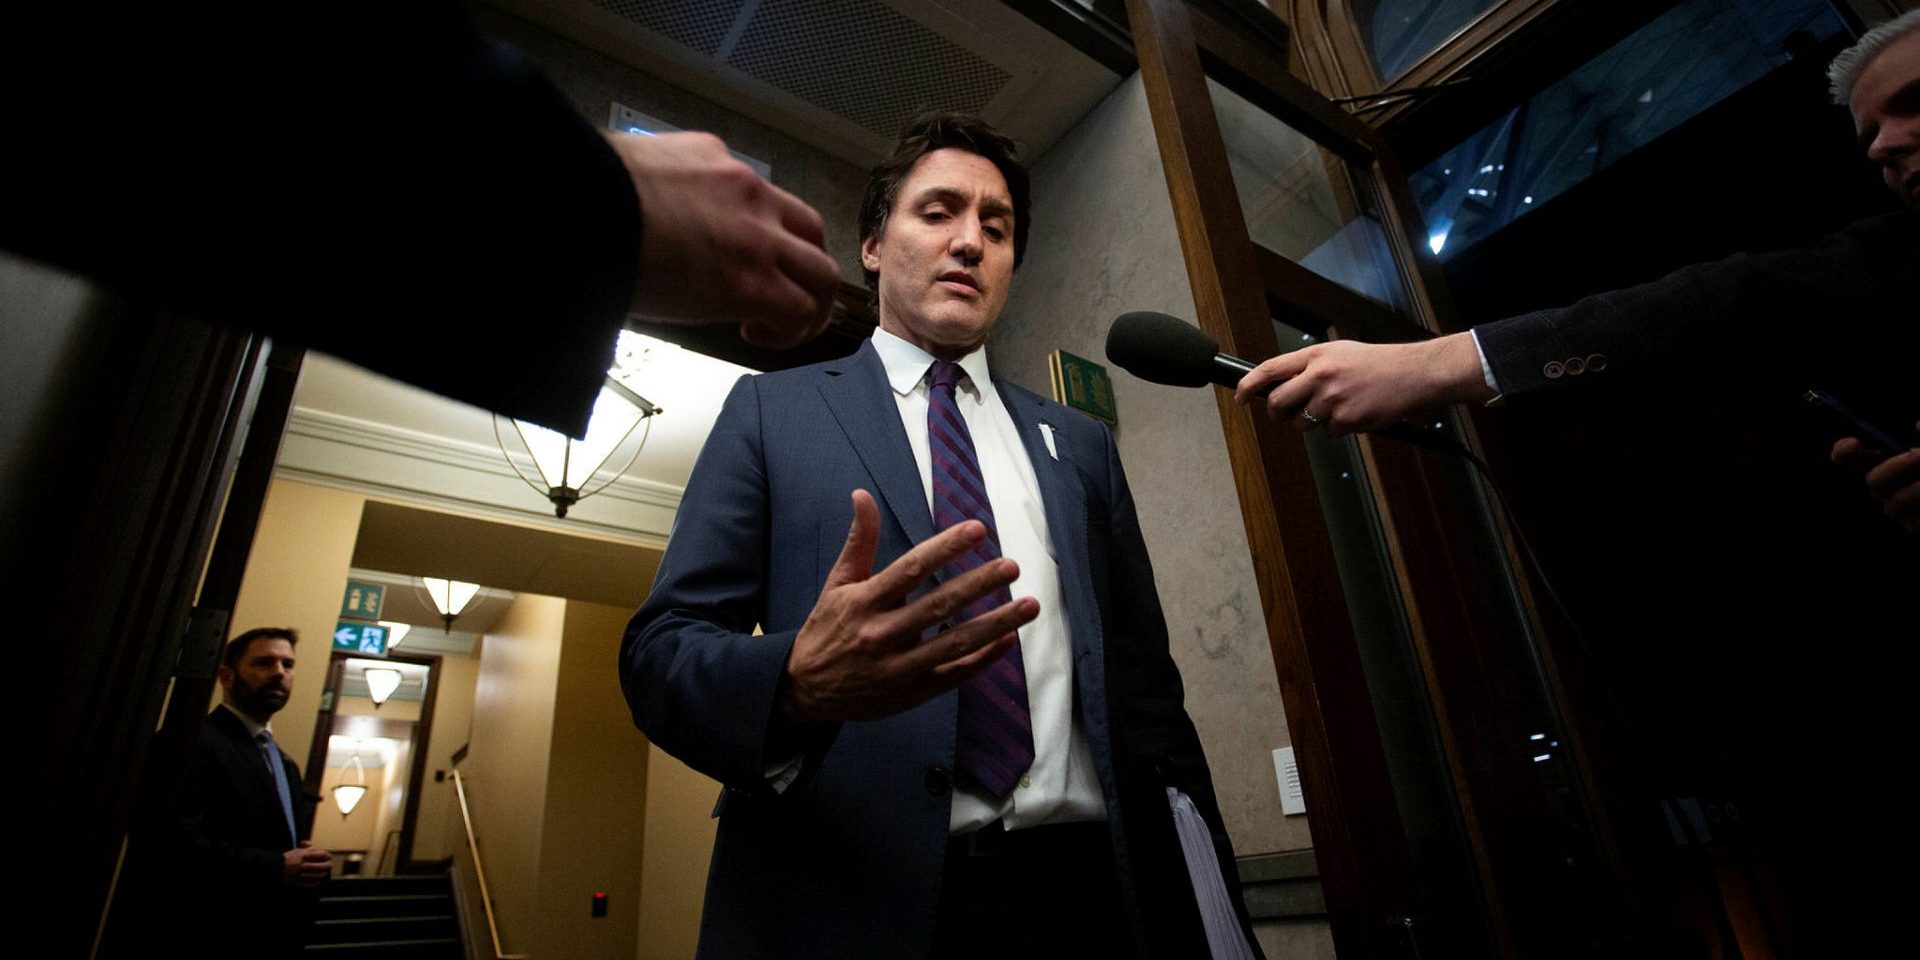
[451,768,526,960]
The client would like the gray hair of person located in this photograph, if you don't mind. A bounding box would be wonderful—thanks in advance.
[1829,9,1920,105]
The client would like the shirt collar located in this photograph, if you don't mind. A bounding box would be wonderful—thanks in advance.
[871,327,993,399]
[220,700,272,740]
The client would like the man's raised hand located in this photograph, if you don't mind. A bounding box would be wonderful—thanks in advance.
[779,490,1038,723]
[605,130,840,349]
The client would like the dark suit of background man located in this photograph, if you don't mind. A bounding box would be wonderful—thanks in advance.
[107,628,332,959]
[622,114,1262,959]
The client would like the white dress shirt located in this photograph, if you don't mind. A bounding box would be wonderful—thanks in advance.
[870,328,1107,833]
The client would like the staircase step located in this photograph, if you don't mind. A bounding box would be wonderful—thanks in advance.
[303,937,462,959]
[318,875,450,898]
[308,915,459,945]
[314,893,453,920]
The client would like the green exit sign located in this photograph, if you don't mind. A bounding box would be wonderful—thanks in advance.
[333,622,388,655]
[341,580,384,620]
[1048,350,1118,425]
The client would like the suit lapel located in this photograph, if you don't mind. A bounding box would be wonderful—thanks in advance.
[817,341,935,545]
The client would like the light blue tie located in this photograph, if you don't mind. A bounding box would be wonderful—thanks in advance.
[259,731,298,847]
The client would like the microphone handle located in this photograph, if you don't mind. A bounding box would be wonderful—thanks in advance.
[1209,352,1465,456]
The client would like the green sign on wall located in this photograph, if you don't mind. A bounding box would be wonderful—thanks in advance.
[341,580,384,620]
[1048,349,1118,425]
[332,622,388,656]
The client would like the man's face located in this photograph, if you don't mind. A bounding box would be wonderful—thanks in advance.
[1850,29,1920,207]
[219,637,296,720]
[862,148,1016,360]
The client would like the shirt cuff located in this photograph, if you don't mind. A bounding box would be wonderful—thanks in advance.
[1469,328,1505,407]
[764,755,804,793]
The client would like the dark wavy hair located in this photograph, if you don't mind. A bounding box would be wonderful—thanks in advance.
[857,112,1030,300]
[223,627,298,670]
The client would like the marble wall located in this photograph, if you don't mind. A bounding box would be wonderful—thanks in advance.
[987,73,1333,958]
[988,76,1311,857]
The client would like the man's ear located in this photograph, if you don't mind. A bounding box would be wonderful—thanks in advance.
[215,664,234,691]
[860,231,882,273]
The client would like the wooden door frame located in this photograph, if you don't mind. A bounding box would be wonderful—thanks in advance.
[1127,1,1638,954]
[1129,1,1418,954]
[306,648,444,873]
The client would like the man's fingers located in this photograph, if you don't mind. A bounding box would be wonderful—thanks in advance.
[823,490,881,589]
[1884,480,1920,524]
[1235,352,1309,405]
[863,519,987,605]
[768,180,828,248]
[868,557,1021,642]
[923,630,1021,686]
[903,596,1039,678]
[738,269,828,349]
[1263,371,1316,420]
[1864,448,1920,501]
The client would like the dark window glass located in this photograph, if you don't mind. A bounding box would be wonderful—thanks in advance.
[1410,0,1847,259]
[1353,0,1503,81]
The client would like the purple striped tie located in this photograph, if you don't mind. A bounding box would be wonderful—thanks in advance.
[927,360,1034,801]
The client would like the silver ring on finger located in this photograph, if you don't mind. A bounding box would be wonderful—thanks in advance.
[1299,411,1323,428]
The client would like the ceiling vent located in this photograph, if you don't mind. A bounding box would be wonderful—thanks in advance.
[587,0,744,56]
[588,0,1008,139]
[502,0,1121,166]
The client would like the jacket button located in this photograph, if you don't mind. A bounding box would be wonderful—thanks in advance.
[1543,360,1565,379]
[925,766,951,797]
[1587,353,1608,371]
[1564,356,1586,375]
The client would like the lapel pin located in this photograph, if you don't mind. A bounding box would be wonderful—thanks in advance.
[1038,421,1059,460]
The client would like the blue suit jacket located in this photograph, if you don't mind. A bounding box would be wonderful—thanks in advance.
[621,340,1254,959]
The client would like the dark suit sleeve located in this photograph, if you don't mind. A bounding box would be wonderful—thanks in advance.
[1474,211,1919,397]
[134,723,285,890]
[5,2,639,438]
[619,375,835,790]
[1096,425,1220,799]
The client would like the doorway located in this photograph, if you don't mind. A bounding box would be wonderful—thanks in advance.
[305,649,443,877]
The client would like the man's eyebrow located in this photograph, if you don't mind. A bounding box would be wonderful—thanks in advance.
[910,186,1014,219]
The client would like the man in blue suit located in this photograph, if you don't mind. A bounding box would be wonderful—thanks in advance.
[621,114,1258,959]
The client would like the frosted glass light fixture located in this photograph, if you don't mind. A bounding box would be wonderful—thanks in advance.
[364,667,403,707]
[377,621,411,651]
[332,747,369,818]
[494,335,661,519]
[419,578,480,632]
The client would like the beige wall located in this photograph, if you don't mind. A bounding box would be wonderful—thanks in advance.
[637,744,720,960]
[985,75,1331,958]
[313,756,382,853]
[222,479,368,803]
[466,592,567,954]
[310,736,410,866]
[528,601,651,960]
[415,652,481,863]
[989,76,1301,854]
[368,738,411,870]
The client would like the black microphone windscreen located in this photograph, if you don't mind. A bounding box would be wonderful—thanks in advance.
[1105,312,1219,388]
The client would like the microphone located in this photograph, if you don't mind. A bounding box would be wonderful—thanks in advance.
[1104,311,1464,455]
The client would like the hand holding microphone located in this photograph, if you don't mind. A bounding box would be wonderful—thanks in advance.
[1105,311,1491,451]
[1232,333,1494,436]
